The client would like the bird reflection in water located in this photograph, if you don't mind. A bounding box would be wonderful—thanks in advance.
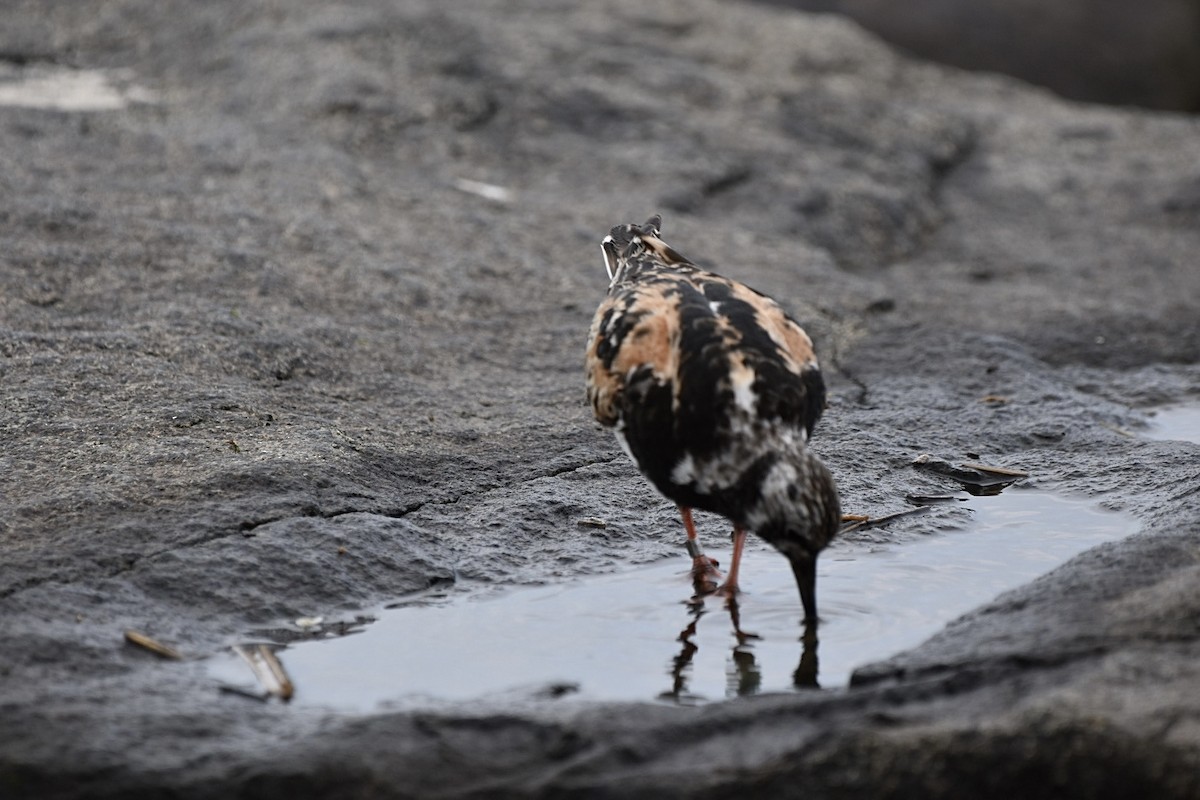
[659,584,820,703]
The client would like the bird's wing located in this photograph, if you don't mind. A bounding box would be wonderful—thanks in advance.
[585,281,681,429]
[587,267,825,432]
[688,276,826,440]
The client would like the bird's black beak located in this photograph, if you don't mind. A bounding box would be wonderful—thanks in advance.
[788,551,818,625]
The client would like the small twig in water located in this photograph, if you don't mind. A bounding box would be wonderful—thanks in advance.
[839,505,936,535]
[233,644,295,701]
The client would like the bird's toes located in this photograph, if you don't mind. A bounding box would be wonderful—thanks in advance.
[714,582,741,599]
[690,564,722,594]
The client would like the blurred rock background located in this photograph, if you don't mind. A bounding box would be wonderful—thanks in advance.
[755,0,1200,110]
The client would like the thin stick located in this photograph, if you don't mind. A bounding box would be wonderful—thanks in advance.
[958,461,1030,477]
[233,645,295,701]
[124,630,183,660]
[839,505,935,535]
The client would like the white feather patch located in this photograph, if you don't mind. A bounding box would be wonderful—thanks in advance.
[601,237,616,282]
[671,452,696,485]
[730,362,757,414]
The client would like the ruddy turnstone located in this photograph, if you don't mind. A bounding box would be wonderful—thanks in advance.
[585,215,840,622]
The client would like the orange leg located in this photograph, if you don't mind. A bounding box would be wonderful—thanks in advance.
[719,526,747,597]
[679,506,721,590]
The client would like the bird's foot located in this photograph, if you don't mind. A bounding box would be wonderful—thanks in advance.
[690,555,722,594]
[715,584,741,602]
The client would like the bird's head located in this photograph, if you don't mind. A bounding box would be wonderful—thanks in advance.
[746,447,841,622]
[600,214,689,284]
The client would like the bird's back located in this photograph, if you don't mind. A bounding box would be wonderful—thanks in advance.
[586,219,826,525]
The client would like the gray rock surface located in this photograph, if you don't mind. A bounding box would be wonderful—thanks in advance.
[1,0,1199,797]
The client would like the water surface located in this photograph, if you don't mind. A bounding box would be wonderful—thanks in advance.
[209,490,1133,711]
[1143,402,1200,444]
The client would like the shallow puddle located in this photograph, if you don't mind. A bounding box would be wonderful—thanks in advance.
[208,490,1133,711]
[1142,402,1200,445]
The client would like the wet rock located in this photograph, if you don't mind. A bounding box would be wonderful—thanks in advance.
[1,0,1199,797]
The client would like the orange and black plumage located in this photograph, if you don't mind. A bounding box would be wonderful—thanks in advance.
[585,215,840,622]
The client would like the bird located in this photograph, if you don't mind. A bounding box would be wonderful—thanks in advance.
[585,214,840,623]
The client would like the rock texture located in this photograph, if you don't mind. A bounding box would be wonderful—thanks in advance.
[1,0,1199,797]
